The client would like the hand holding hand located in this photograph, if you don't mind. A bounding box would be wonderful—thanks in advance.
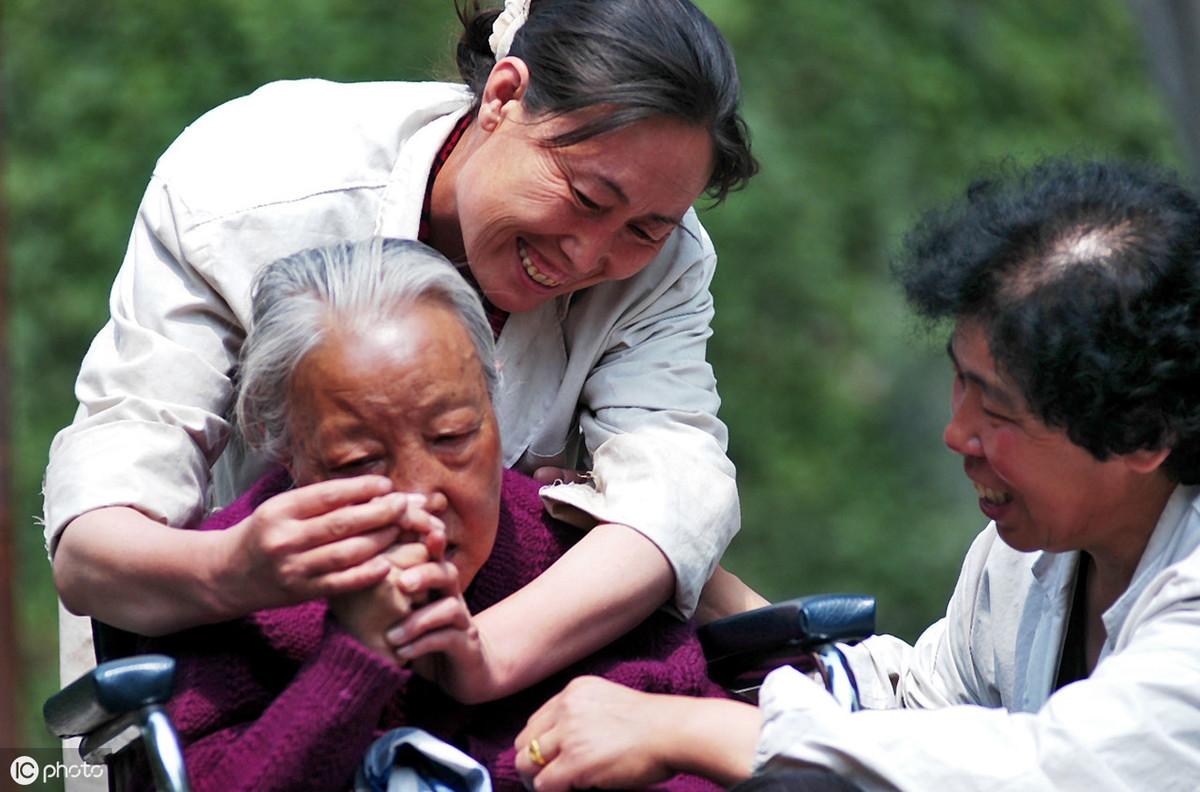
[513,677,677,791]
[382,558,499,703]
[217,477,443,615]
[514,677,760,790]
[326,493,449,660]
[327,541,430,659]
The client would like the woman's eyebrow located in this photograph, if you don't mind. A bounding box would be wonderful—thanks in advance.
[595,175,685,228]
[945,339,1019,411]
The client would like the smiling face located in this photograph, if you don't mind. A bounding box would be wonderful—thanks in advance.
[437,99,714,314]
[285,300,502,587]
[942,320,1169,562]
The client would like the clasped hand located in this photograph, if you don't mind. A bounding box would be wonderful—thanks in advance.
[324,493,482,672]
[222,474,483,672]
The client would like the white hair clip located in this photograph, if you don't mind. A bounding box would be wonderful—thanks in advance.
[489,0,532,60]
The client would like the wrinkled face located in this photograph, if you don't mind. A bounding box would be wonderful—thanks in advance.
[942,321,1144,555]
[286,301,502,587]
[453,107,714,313]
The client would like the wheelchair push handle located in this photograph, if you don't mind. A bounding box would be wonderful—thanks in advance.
[44,654,192,792]
[45,654,177,738]
[698,593,876,711]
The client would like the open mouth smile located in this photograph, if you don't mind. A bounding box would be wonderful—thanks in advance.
[518,239,562,288]
[973,481,1013,505]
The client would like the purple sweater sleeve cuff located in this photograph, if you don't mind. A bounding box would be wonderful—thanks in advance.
[183,616,409,791]
[306,617,409,707]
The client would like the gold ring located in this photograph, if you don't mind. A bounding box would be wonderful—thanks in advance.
[528,737,548,768]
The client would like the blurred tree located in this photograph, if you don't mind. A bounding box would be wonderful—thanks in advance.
[0,0,17,746]
[1128,0,1200,177]
[1,0,1183,754]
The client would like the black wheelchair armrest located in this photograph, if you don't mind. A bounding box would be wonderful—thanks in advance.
[45,654,177,738]
[698,594,875,699]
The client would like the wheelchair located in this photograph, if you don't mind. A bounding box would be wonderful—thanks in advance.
[44,593,875,792]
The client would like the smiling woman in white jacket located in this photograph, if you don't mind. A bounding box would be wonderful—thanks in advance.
[45,0,762,704]
[512,159,1200,792]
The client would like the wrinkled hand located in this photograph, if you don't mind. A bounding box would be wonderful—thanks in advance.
[514,677,676,791]
[382,557,498,703]
[328,541,431,660]
[218,476,443,614]
[329,494,448,660]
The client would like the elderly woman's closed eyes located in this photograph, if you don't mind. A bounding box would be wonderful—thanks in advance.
[291,302,504,662]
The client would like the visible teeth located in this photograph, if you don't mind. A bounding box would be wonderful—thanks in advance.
[973,482,1013,505]
[519,240,561,287]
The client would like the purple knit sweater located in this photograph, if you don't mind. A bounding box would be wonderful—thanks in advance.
[140,468,726,792]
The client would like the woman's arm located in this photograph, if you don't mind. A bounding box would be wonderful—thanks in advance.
[839,527,1001,712]
[45,98,400,631]
[48,182,399,636]
[754,534,1200,790]
[54,479,432,634]
[43,172,246,563]
[695,565,771,624]
[513,677,760,791]
[391,522,674,704]
[533,466,768,625]
[408,521,757,702]
[472,521,672,691]
[542,216,740,619]
[55,507,242,633]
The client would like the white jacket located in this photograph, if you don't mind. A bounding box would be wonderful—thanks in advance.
[756,484,1200,791]
[43,78,740,617]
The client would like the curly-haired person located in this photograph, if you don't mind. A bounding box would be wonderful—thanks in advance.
[511,159,1200,792]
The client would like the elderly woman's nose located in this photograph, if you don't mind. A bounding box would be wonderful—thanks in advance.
[387,462,447,511]
[422,492,449,515]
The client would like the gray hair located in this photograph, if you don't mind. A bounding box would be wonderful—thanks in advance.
[235,238,499,463]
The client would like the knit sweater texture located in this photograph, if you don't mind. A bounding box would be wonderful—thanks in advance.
[139,468,726,791]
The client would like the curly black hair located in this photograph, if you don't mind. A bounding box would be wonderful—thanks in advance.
[895,158,1200,484]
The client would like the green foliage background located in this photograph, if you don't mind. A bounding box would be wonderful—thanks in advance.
[2,0,1182,754]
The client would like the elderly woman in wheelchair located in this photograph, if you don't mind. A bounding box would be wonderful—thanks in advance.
[48,236,874,792]
[97,238,737,791]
